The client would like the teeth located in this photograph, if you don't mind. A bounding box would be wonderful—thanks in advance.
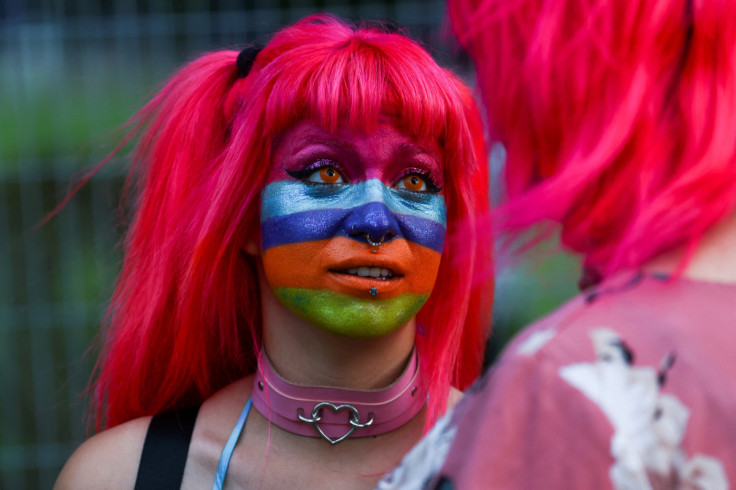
[343,267,394,279]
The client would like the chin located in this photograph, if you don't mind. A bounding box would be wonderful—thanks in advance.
[274,287,428,338]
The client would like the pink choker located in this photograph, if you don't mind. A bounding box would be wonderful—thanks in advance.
[251,349,426,445]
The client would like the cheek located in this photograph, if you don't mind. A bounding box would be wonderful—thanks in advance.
[402,242,443,294]
[262,163,282,186]
[261,242,320,291]
[259,181,347,250]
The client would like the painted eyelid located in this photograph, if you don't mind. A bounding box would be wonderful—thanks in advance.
[305,158,342,172]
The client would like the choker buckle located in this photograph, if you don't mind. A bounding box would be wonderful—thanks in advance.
[298,402,375,445]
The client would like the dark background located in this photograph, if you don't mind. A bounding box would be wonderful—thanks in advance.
[0,1,578,487]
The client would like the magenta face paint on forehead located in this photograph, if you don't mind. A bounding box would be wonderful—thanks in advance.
[264,120,444,188]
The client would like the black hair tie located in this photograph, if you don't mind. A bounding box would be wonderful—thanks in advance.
[236,45,264,78]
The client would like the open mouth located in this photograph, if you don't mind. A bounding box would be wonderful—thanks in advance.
[332,266,399,281]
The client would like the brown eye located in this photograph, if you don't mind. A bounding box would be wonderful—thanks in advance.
[398,174,427,192]
[320,167,341,184]
[303,164,346,185]
[286,159,346,185]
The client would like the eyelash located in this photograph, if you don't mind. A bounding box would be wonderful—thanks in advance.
[397,167,442,193]
[286,160,442,193]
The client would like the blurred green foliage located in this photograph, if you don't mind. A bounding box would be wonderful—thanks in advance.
[487,242,580,366]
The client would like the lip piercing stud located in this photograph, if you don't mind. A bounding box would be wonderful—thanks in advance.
[369,287,378,296]
[371,249,378,254]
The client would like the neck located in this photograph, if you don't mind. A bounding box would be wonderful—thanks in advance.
[259,277,416,390]
[251,347,425,443]
[644,211,736,284]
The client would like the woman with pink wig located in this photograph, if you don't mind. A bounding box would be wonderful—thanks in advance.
[380,0,736,488]
[55,14,493,489]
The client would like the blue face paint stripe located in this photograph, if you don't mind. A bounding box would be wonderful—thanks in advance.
[261,206,446,252]
[261,179,447,226]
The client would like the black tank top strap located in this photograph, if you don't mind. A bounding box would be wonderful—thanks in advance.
[134,405,201,490]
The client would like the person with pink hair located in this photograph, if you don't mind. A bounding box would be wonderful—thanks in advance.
[379,0,736,488]
[54,14,493,489]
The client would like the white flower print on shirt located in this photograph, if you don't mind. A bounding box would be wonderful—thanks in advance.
[559,328,727,490]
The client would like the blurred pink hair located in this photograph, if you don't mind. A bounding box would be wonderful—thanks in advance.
[94,14,493,429]
[450,0,736,280]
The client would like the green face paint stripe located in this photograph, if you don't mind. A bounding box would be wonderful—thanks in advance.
[274,288,430,338]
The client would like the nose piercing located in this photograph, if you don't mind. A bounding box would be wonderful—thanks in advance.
[366,234,384,248]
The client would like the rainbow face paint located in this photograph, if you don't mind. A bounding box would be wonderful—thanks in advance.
[260,120,446,337]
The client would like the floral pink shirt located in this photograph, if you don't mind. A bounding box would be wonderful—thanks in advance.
[380,274,735,490]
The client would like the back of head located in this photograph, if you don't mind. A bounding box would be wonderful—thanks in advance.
[96,14,492,428]
[450,0,736,280]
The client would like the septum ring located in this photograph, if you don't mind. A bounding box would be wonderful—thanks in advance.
[366,235,384,248]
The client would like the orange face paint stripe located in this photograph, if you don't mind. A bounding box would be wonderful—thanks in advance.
[262,236,442,299]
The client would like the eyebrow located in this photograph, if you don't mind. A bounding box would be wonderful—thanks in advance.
[302,134,354,153]
[394,142,442,169]
[283,127,441,169]
[396,142,437,157]
[271,128,352,157]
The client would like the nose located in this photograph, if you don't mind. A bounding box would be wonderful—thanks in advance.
[344,202,399,246]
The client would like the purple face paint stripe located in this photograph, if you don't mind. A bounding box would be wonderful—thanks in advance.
[261,206,446,252]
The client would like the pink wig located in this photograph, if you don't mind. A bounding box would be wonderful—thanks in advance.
[450,0,736,280]
[94,15,493,429]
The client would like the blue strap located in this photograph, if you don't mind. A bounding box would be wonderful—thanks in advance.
[212,397,252,490]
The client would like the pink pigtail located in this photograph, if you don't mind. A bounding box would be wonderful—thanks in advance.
[95,50,264,428]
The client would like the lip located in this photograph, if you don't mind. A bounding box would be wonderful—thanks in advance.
[327,254,407,276]
[325,254,407,294]
[326,270,403,294]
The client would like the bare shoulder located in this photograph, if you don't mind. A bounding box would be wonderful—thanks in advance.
[54,416,151,490]
[179,377,254,489]
[188,376,253,455]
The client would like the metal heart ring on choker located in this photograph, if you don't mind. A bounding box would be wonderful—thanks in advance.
[251,348,426,445]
